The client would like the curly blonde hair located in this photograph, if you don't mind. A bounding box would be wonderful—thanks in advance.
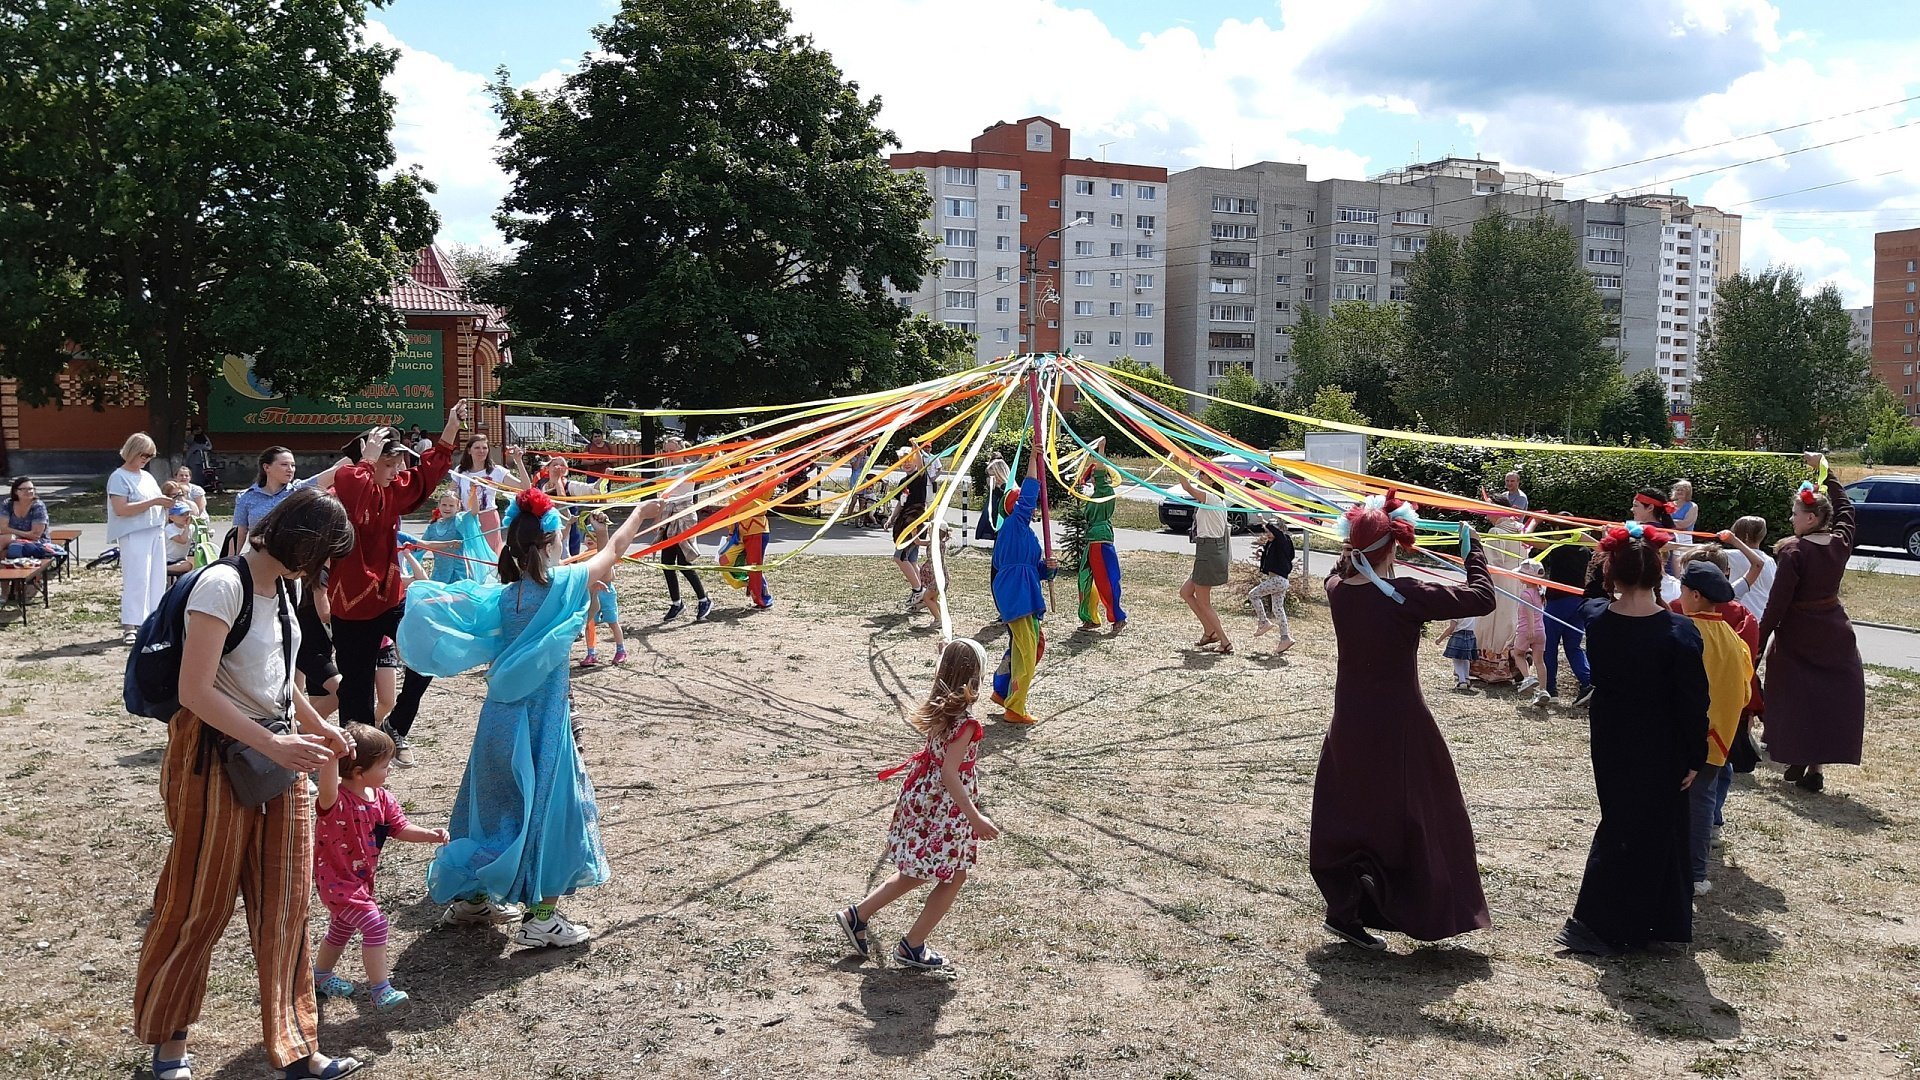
[910,638,987,739]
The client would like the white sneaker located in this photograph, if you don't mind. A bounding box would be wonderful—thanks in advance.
[905,589,925,611]
[514,912,591,948]
[439,898,518,927]
[1531,689,1551,707]
[1692,879,1713,897]
[1515,674,1539,693]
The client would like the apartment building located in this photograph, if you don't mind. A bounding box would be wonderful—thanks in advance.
[890,117,1168,367]
[1871,228,1920,421]
[1609,195,1743,410]
[1849,305,1874,353]
[1166,160,1661,394]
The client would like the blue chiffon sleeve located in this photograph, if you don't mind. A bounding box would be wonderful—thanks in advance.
[399,565,591,702]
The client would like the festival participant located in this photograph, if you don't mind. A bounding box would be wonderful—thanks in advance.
[1671,480,1699,535]
[1504,470,1529,512]
[890,444,932,608]
[1312,495,1495,951]
[230,448,350,555]
[977,452,1009,543]
[1533,523,1601,707]
[990,452,1057,725]
[1632,489,1677,529]
[1716,517,1777,629]
[403,487,650,946]
[1673,562,1754,897]
[1075,439,1126,633]
[452,434,523,554]
[1758,454,1866,794]
[183,425,214,489]
[834,638,998,971]
[170,464,208,519]
[328,405,464,758]
[580,511,628,665]
[1513,562,1549,701]
[133,488,361,1080]
[527,453,598,558]
[739,489,774,611]
[418,491,475,584]
[1178,473,1232,655]
[311,724,449,1015]
[1247,518,1295,653]
[109,434,170,643]
[1470,495,1526,683]
[655,466,711,622]
[1555,522,1709,957]
[5,477,60,561]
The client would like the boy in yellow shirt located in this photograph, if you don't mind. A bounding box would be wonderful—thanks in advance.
[1677,562,1754,897]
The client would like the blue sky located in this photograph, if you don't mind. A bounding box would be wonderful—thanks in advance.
[372,0,1920,304]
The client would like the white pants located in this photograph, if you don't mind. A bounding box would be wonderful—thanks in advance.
[119,526,167,628]
[1248,573,1291,637]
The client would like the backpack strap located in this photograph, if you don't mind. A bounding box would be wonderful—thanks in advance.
[274,576,294,719]
[222,554,253,655]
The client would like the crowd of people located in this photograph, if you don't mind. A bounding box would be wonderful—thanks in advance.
[82,413,1875,1079]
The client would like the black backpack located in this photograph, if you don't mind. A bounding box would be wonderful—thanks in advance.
[124,555,286,721]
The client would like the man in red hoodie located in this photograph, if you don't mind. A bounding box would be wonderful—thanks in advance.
[329,402,465,757]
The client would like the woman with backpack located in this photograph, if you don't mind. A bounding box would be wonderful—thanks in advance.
[133,487,366,1080]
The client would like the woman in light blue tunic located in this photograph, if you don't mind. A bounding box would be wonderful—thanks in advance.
[399,486,649,948]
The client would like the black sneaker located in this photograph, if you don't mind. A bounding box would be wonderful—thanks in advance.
[1571,684,1594,707]
[695,597,713,621]
[1323,919,1387,951]
[1554,918,1623,957]
[663,601,686,621]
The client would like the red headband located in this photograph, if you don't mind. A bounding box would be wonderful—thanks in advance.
[1634,492,1677,514]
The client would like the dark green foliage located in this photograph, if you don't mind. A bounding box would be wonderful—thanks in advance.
[0,0,438,451]
[1692,268,1874,450]
[1863,384,1920,466]
[1200,367,1290,449]
[1370,440,1806,540]
[1594,369,1674,446]
[1396,212,1618,436]
[1287,302,1405,427]
[484,0,950,421]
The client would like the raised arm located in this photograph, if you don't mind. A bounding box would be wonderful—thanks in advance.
[1406,529,1497,621]
[586,503,654,586]
[1715,528,1765,590]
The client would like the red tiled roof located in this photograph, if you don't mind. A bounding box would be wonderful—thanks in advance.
[409,245,461,290]
[389,278,479,314]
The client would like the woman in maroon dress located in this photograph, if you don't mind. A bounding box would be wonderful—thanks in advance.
[1759,453,1866,794]
[1311,495,1495,950]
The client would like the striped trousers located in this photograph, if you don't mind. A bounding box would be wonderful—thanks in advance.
[1077,541,1126,627]
[133,710,319,1068]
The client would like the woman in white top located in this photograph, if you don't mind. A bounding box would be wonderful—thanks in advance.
[133,487,363,1080]
[108,433,173,642]
[1179,475,1234,655]
[453,434,528,553]
[1717,515,1777,620]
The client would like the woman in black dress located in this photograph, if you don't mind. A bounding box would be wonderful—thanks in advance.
[1557,523,1710,956]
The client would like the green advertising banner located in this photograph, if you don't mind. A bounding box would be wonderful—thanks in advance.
[207,331,445,433]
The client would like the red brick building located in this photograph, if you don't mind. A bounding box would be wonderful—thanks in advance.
[0,247,511,476]
[1872,228,1920,424]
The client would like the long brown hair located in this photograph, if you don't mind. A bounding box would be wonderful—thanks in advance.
[251,488,355,577]
[497,493,553,586]
[910,638,986,739]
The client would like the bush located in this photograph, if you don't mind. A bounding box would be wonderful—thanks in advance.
[1370,440,1807,539]
[1866,426,1920,467]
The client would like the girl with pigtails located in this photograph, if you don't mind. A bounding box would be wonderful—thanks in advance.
[1310,493,1496,952]
[397,487,651,949]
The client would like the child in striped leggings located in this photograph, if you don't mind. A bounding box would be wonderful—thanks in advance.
[312,724,448,1014]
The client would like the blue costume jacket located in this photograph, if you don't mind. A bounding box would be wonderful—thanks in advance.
[991,477,1053,622]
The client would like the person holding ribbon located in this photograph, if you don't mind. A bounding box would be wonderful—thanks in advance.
[1311,494,1496,951]
[1556,521,1709,957]
[1075,439,1126,633]
[989,451,1057,726]
[401,486,650,948]
[1757,453,1866,794]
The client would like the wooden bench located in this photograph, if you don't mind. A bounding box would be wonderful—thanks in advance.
[47,527,81,579]
[0,559,52,624]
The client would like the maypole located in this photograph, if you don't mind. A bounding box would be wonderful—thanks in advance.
[1026,356,1055,606]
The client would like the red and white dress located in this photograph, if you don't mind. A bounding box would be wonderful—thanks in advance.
[882,717,984,882]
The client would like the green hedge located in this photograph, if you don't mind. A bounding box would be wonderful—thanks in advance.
[1867,427,1920,467]
[1370,440,1806,541]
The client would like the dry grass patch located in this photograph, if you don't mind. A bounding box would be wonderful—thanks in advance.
[1,557,1916,1078]
[1839,568,1920,628]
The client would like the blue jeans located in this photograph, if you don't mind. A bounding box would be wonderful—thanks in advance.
[1711,759,1733,827]
[1689,764,1722,881]
[1542,595,1591,695]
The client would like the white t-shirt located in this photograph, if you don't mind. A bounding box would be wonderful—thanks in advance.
[1724,549,1776,620]
[183,563,298,721]
[1192,487,1230,539]
[107,467,164,540]
[452,465,513,511]
[165,522,193,563]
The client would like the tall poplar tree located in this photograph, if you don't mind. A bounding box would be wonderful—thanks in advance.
[0,0,438,452]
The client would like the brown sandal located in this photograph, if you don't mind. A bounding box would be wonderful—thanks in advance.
[1194,633,1219,649]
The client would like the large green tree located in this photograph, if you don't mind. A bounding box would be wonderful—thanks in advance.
[1593,368,1673,446]
[1287,301,1405,427]
[0,0,437,453]
[485,0,955,424]
[1200,366,1289,449]
[1396,211,1617,435]
[1691,268,1874,450]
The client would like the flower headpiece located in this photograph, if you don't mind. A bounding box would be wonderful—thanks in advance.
[1795,480,1818,506]
[1336,491,1419,604]
[1598,520,1673,553]
[1634,492,1678,514]
[503,486,563,536]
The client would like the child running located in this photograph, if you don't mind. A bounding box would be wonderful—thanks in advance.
[312,724,449,1014]
[1248,518,1295,653]
[835,638,999,970]
[1513,561,1548,702]
[400,487,651,947]
[581,511,628,666]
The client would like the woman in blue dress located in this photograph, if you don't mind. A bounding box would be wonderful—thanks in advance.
[399,486,649,948]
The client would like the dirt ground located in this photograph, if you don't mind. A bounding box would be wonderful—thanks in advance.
[3,551,1918,1080]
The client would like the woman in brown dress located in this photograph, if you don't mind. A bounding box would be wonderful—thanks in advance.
[1311,495,1496,950]
[1759,453,1866,794]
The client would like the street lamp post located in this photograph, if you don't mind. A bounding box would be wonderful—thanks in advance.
[1026,218,1087,357]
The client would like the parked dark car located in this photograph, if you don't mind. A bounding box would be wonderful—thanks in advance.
[1157,456,1343,534]
[1844,475,1920,558]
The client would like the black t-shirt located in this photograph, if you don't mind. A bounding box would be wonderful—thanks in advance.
[1258,525,1295,576]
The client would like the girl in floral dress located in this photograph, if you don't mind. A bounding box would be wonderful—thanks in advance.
[835,638,1000,969]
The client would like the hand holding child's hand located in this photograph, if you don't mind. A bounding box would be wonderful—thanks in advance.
[973,816,1000,841]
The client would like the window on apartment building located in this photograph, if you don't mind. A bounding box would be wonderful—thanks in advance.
[1305,234,1317,249]
[1908,260,1916,273]
[1588,248,1624,265]
[1303,260,1316,277]
[1110,243,1125,257]
[944,320,973,333]
[1303,287,1316,301]
[1393,236,1427,253]
[1585,223,1625,240]
[996,328,1010,342]
[1274,274,1291,285]
[996,173,1012,189]
[997,267,1012,282]
[1136,215,1157,230]
[1333,232,1378,247]
[1211,196,1258,214]
[1207,360,1254,378]
[1047,319,1058,328]
[1910,281,1918,293]
[994,297,1011,312]
[1337,207,1379,223]
[1332,258,1379,274]
[1073,301,1094,315]
[1208,332,1253,349]
[1109,332,1123,346]
[943,229,975,247]
[995,236,1010,251]
[1305,210,1316,224]
[1909,301,1917,313]
[1273,246,1291,258]
[1048,260,1059,268]
[1110,213,1124,227]
[944,291,975,309]
[1135,332,1155,346]
[1074,179,1095,195]
[1135,303,1154,317]
[1212,251,1252,268]
[1389,285,1410,301]
[1072,330,1094,345]
[1074,241,1095,256]
[945,167,976,185]
[1280,221,1293,231]
[995,204,1011,220]
[1389,262,1409,279]
[1109,302,1124,316]
[1394,209,1431,225]
[1110,273,1125,287]
[1908,322,1916,335]
[1209,277,1247,293]
[944,198,975,218]
[1211,223,1256,240]
[1110,182,1125,197]
[1208,305,1255,322]
[1137,185,1157,200]
[1594,274,1622,289]
[1331,284,1378,301]
[1275,300,1291,312]
[1136,244,1155,259]
[1073,211,1093,225]
[1134,273,1155,288]
[1073,271,1094,286]
[1048,199,1060,208]
[1020,213,1029,222]
[945,260,975,278]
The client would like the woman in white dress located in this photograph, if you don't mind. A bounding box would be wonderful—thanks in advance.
[108,433,172,642]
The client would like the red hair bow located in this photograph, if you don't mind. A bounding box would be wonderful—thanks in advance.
[1598,521,1673,553]
[1796,482,1817,506]
[517,487,555,517]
